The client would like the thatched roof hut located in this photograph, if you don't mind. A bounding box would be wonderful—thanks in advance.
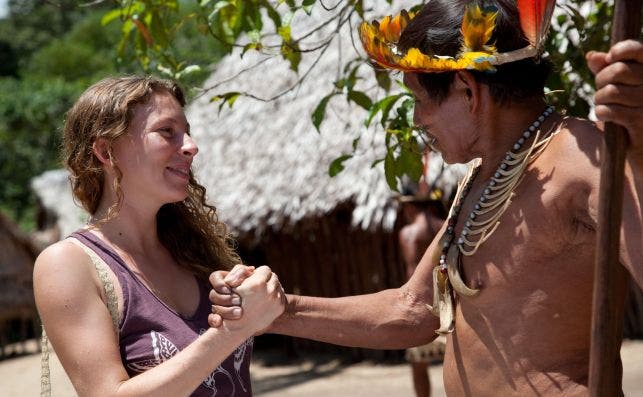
[0,212,39,356]
[31,170,87,239]
[0,212,37,310]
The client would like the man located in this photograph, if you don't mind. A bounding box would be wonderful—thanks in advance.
[210,1,643,395]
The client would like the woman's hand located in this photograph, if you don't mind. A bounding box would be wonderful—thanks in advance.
[208,265,285,334]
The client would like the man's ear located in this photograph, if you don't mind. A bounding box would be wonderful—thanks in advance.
[92,138,112,167]
[454,71,481,114]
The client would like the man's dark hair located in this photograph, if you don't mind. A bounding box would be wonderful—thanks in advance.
[398,0,552,104]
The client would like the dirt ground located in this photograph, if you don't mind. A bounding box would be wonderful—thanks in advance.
[1,339,642,396]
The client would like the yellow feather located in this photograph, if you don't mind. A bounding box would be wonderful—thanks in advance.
[461,5,497,53]
[359,8,498,74]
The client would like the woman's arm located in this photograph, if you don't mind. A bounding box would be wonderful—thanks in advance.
[34,242,283,397]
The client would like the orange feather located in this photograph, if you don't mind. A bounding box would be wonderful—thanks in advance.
[517,0,556,50]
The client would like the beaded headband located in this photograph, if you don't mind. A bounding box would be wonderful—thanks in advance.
[358,0,556,73]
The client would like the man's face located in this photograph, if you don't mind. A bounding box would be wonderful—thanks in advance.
[404,73,478,164]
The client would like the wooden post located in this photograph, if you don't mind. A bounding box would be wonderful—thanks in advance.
[588,1,642,395]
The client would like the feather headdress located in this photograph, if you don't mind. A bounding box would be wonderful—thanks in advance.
[359,0,557,73]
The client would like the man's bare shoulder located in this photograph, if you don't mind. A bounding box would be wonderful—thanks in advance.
[547,117,602,182]
[540,117,602,229]
[556,116,602,160]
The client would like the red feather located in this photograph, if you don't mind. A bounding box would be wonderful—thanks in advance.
[517,0,556,50]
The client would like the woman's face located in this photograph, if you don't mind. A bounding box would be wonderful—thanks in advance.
[110,91,198,206]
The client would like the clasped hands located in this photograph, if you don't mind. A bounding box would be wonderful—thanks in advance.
[208,265,284,334]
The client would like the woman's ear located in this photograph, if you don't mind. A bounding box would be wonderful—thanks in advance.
[92,138,112,167]
[454,71,481,114]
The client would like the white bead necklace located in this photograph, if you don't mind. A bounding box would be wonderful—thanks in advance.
[429,105,559,334]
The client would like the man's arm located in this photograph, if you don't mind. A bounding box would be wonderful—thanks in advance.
[210,223,446,349]
[587,40,643,288]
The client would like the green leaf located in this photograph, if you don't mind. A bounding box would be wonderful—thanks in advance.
[278,25,291,41]
[208,1,231,22]
[371,158,384,168]
[364,93,403,128]
[302,0,315,14]
[347,90,373,110]
[384,152,398,191]
[261,0,282,28]
[210,92,242,112]
[149,11,170,48]
[375,70,391,91]
[101,9,123,26]
[281,41,301,72]
[400,97,415,127]
[399,147,423,182]
[352,0,364,18]
[242,42,262,56]
[328,154,352,177]
[352,136,361,151]
[312,93,334,133]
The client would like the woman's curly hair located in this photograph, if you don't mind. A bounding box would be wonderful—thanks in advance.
[63,75,240,279]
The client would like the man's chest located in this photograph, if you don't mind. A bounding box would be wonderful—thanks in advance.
[450,167,595,299]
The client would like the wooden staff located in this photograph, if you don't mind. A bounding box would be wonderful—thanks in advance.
[588,0,642,395]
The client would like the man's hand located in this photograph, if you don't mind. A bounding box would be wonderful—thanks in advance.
[208,264,254,327]
[587,40,643,161]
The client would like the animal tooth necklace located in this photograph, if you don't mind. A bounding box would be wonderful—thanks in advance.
[429,105,558,334]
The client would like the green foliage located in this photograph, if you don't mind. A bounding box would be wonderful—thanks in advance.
[0,1,225,229]
[106,0,619,191]
[545,0,614,117]
[0,77,83,226]
[0,2,121,229]
[101,1,229,85]
[25,13,121,82]
[320,1,617,189]
[103,0,359,85]
[0,0,99,69]
[0,0,624,231]
[0,41,19,77]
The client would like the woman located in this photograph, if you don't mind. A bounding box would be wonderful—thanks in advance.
[33,76,285,396]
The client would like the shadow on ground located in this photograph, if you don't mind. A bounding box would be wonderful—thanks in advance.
[251,349,356,394]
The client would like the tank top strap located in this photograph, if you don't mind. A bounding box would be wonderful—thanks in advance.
[70,229,133,278]
[69,229,136,327]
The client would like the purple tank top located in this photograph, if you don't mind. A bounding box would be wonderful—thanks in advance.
[72,229,253,397]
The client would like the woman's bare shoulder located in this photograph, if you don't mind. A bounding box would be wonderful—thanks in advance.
[33,238,99,304]
[35,238,90,272]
